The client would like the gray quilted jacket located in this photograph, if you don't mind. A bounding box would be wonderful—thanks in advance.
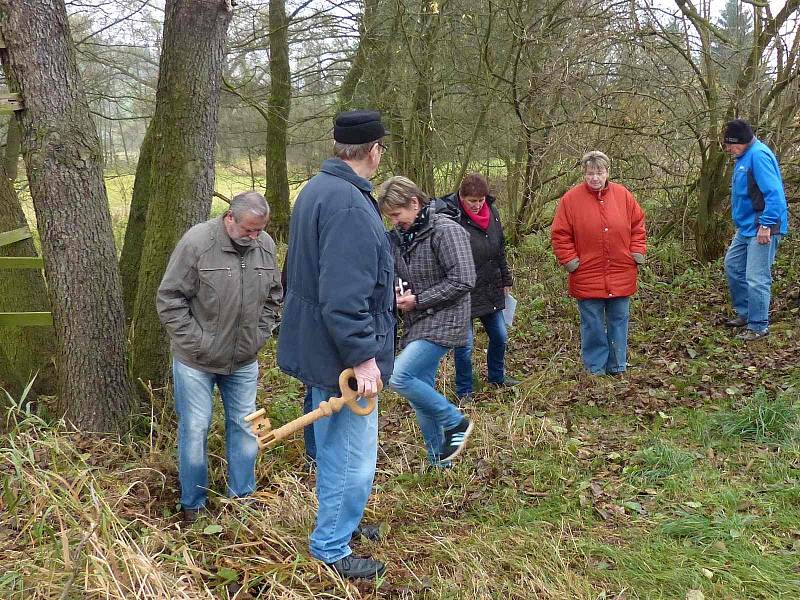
[391,212,475,349]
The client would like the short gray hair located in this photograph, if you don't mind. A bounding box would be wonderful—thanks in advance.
[333,140,377,161]
[230,191,269,220]
[581,151,611,172]
[377,176,429,213]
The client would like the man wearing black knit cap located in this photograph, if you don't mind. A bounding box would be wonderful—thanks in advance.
[721,118,788,341]
[278,110,393,578]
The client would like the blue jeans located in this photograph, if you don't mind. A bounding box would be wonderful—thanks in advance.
[724,231,781,333]
[173,358,259,510]
[454,310,508,396]
[309,386,377,563]
[302,388,316,461]
[390,339,464,464]
[577,297,630,374]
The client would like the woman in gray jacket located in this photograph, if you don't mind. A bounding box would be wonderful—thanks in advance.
[377,176,476,465]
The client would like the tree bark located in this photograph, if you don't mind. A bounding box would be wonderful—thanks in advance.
[265,0,291,240]
[337,0,380,110]
[119,124,155,319]
[694,146,731,261]
[128,0,232,388]
[0,0,135,431]
[3,115,22,181]
[0,127,57,400]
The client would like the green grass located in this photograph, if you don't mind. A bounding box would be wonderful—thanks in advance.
[1,188,800,598]
[713,388,799,443]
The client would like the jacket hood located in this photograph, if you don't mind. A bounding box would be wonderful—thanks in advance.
[320,158,374,192]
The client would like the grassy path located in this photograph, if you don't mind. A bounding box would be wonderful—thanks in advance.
[1,232,798,599]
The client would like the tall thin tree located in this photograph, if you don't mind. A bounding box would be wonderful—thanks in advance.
[265,0,291,240]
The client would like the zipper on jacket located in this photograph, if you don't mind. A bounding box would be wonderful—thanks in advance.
[228,257,246,372]
[200,266,232,277]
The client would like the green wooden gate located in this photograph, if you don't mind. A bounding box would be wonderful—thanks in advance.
[0,226,53,326]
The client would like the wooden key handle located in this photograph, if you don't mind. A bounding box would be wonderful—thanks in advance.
[338,368,381,416]
[244,368,382,450]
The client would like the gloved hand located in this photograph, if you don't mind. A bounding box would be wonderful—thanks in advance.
[564,258,580,273]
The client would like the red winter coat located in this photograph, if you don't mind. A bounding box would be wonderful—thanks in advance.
[551,181,646,300]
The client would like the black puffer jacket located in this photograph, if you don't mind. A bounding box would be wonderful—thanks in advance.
[435,193,513,318]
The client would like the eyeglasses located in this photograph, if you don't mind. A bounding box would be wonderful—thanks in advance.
[374,142,388,154]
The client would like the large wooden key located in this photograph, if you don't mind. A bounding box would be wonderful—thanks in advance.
[244,368,382,450]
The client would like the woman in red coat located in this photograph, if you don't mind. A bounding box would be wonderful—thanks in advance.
[551,151,646,375]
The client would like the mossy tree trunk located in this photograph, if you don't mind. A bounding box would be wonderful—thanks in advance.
[265,0,291,240]
[4,116,22,182]
[694,145,732,262]
[0,0,135,431]
[337,0,380,111]
[0,138,56,400]
[128,0,232,389]
[119,127,155,320]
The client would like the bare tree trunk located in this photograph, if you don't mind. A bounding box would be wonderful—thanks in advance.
[403,0,448,194]
[694,147,731,261]
[337,0,380,110]
[0,0,134,431]
[0,133,57,400]
[3,116,22,181]
[265,0,291,240]
[119,125,155,319]
[128,0,232,389]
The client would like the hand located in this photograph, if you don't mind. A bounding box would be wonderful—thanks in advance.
[504,287,512,296]
[353,357,381,398]
[756,226,771,245]
[396,292,417,313]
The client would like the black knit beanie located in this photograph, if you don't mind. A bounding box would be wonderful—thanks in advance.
[723,119,754,144]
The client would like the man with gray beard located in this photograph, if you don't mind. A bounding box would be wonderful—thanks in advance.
[157,191,282,522]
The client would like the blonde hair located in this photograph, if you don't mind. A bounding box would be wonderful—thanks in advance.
[377,176,430,212]
[581,150,611,172]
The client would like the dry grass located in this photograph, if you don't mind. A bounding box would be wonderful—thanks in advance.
[2,228,799,599]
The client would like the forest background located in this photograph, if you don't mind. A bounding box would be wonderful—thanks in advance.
[0,0,799,598]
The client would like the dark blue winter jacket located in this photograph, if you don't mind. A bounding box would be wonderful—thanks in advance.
[277,159,395,392]
[730,139,788,236]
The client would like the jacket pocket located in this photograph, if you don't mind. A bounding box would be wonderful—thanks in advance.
[199,266,232,278]
[371,265,395,313]
[254,266,279,301]
[196,325,216,362]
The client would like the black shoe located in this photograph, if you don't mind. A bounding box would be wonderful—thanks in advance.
[181,507,206,524]
[351,522,383,542]
[440,417,474,462]
[456,393,474,405]
[725,316,747,328]
[327,555,386,579]
[489,376,521,388]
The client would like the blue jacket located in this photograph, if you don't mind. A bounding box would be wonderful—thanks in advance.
[277,159,395,392]
[730,139,788,236]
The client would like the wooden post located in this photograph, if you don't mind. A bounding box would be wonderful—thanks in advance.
[0,94,23,113]
[0,312,53,327]
[0,256,44,269]
[0,226,32,247]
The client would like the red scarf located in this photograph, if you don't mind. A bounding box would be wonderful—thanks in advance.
[460,197,491,231]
